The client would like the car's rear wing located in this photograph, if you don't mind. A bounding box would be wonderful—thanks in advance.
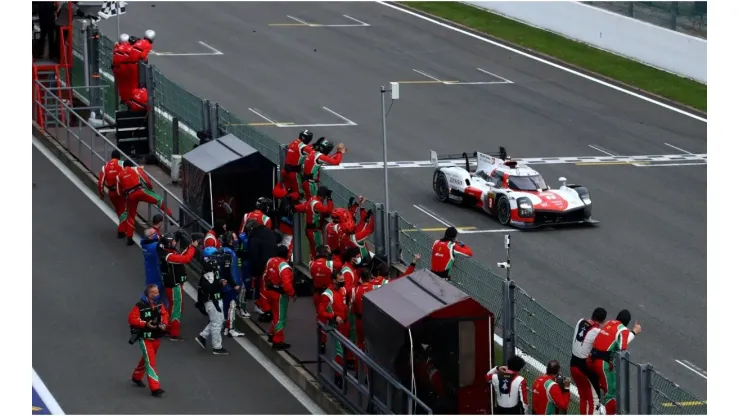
[430,147,508,171]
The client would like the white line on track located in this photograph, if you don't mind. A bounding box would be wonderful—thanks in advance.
[413,69,444,82]
[376,1,707,123]
[413,204,453,227]
[32,137,325,415]
[634,162,707,168]
[342,15,371,26]
[664,142,693,154]
[476,67,515,84]
[321,107,358,125]
[286,15,311,25]
[197,41,224,55]
[459,228,520,234]
[248,108,278,124]
[33,368,65,415]
[588,144,617,157]
[675,359,708,380]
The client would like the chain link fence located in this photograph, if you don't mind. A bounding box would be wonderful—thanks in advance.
[583,1,707,38]
[68,25,706,415]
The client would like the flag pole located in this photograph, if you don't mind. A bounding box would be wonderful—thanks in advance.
[116,2,121,39]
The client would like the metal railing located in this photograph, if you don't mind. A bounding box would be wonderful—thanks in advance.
[57,22,707,414]
[582,1,707,38]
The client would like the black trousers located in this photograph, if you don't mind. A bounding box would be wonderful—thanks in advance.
[36,19,59,60]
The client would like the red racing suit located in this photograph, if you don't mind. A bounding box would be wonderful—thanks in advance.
[283,139,312,196]
[588,320,636,415]
[112,41,136,102]
[571,318,603,415]
[128,297,169,392]
[126,88,149,112]
[203,229,221,249]
[295,196,334,259]
[351,280,383,351]
[301,149,344,197]
[240,209,272,233]
[263,257,295,344]
[340,262,359,361]
[127,38,153,93]
[430,239,473,279]
[318,286,348,368]
[340,214,375,261]
[117,166,171,238]
[324,220,344,255]
[532,374,571,415]
[98,158,126,221]
[310,257,335,345]
[160,245,196,338]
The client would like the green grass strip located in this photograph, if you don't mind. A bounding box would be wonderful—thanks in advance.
[400,2,706,112]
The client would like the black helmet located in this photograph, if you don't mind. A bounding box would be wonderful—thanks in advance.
[256,197,272,213]
[315,139,334,155]
[298,129,314,145]
[158,233,177,250]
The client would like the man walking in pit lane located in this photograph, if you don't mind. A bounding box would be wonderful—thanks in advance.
[128,284,169,397]
[158,232,198,341]
[98,150,125,237]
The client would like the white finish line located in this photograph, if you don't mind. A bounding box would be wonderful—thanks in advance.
[322,153,708,170]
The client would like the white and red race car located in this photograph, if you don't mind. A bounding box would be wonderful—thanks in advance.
[431,148,598,229]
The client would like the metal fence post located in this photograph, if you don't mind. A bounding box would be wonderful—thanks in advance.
[172,118,180,156]
[293,212,303,266]
[388,211,400,264]
[373,203,386,260]
[202,100,211,134]
[670,1,679,30]
[144,64,156,161]
[638,363,653,414]
[501,280,516,363]
[627,2,634,17]
[210,102,220,140]
[615,350,631,414]
[88,25,102,111]
[278,144,286,183]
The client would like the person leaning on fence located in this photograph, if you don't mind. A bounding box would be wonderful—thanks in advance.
[317,269,348,387]
[487,355,529,415]
[532,360,571,415]
[295,185,334,259]
[430,226,472,280]
[587,309,642,415]
[571,307,607,415]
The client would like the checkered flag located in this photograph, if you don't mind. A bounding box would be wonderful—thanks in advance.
[97,1,127,20]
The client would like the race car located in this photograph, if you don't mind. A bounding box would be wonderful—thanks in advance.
[430,148,598,229]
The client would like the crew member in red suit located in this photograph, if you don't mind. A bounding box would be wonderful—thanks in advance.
[263,246,296,350]
[283,130,314,197]
[430,226,473,280]
[295,186,334,259]
[158,233,198,340]
[126,88,149,112]
[128,284,169,397]
[317,270,349,387]
[325,207,347,255]
[339,207,375,263]
[351,270,379,351]
[98,150,126,237]
[532,360,572,415]
[310,246,335,353]
[204,220,226,248]
[240,197,273,232]
[571,307,607,415]
[127,29,155,93]
[117,160,172,246]
[340,247,361,366]
[301,140,346,198]
[112,34,136,103]
[398,254,421,278]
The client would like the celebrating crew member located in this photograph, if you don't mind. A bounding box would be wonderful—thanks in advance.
[195,247,231,355]
[532,360,571,415]
[264,245,296,350]
[127,29,155,92]
[240,197,273,232]
[487,356,529,415]
[98,150,126,237]
[117,160,172,246]
[318,270,348,386]
[310,246,335,352]
[128,284,169,397]
[340,247,362,366]
[112,34,136,103]
[430,227,472,280]
[219,232,245,338]
[351,270,379,352]
[301,139,346,198]
[339,205,375,264]
[295,186,334,259]
[398,253,421,278]
[158,232,198,341]
[325,207,348,255]
[571,307,608,415]
[283,130,314,197]
[204,220,226,248]
[588,310,642,415]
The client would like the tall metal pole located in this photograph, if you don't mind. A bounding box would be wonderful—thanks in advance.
[116,1,121,39]
[381,85,391,260]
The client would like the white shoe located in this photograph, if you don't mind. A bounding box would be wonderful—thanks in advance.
[238,309,251,318]
[228,329,246,337]
[254,306,264,315]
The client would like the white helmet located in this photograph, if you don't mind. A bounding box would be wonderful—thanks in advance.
[119,33,130,43]
[144,29,156,41]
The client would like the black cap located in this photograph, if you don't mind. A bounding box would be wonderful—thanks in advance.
[592,307,607,322]
[277,245,289,259]
[546,360,560,375]
[616,309,632,326]
[317,186,330,197]
[444,226,458,240]
[123,160,134,168]
[111,149,121,159]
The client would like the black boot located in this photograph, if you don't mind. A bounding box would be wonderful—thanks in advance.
[320,343,326,354]
[132,378,145,387]
[151,388,165,397]
[272,342,291,350]
[117,232,125,239]
[127,238,135,246]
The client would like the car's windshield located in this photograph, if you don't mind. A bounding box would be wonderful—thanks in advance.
[475,170,491,181]
[508,175,548,191]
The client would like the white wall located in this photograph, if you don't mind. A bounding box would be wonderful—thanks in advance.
[462,1,707,83]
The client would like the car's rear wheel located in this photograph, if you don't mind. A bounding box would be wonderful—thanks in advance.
[497,196,511,225]
[434,173,450,202]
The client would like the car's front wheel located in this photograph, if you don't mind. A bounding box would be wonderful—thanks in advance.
[434,173,450,202]
[497,196,511,225]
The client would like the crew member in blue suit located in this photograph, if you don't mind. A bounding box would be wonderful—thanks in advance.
[220,232,245,338]
[141,228,168,308]
[236,231,251,318]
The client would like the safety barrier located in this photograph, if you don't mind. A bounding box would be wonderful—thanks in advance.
[582,1,707,38]
[59,20,706,415]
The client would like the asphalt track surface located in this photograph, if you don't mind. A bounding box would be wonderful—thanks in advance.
[32,145,314,415]
[98,2,707,399]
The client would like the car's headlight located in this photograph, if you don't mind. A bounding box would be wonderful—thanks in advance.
[581,197,591,205]
[517,197,534,217]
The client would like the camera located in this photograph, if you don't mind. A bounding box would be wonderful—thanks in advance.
[128,329,140,345]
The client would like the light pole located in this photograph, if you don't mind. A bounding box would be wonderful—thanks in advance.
[380,83,399,261]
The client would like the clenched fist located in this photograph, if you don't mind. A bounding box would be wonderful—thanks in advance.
[337,143,347,154]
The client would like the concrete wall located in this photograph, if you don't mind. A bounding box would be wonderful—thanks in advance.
[462,1,707,83]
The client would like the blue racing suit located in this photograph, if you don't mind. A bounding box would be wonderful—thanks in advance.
[141,236,168,308]
[219,246,242,332]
